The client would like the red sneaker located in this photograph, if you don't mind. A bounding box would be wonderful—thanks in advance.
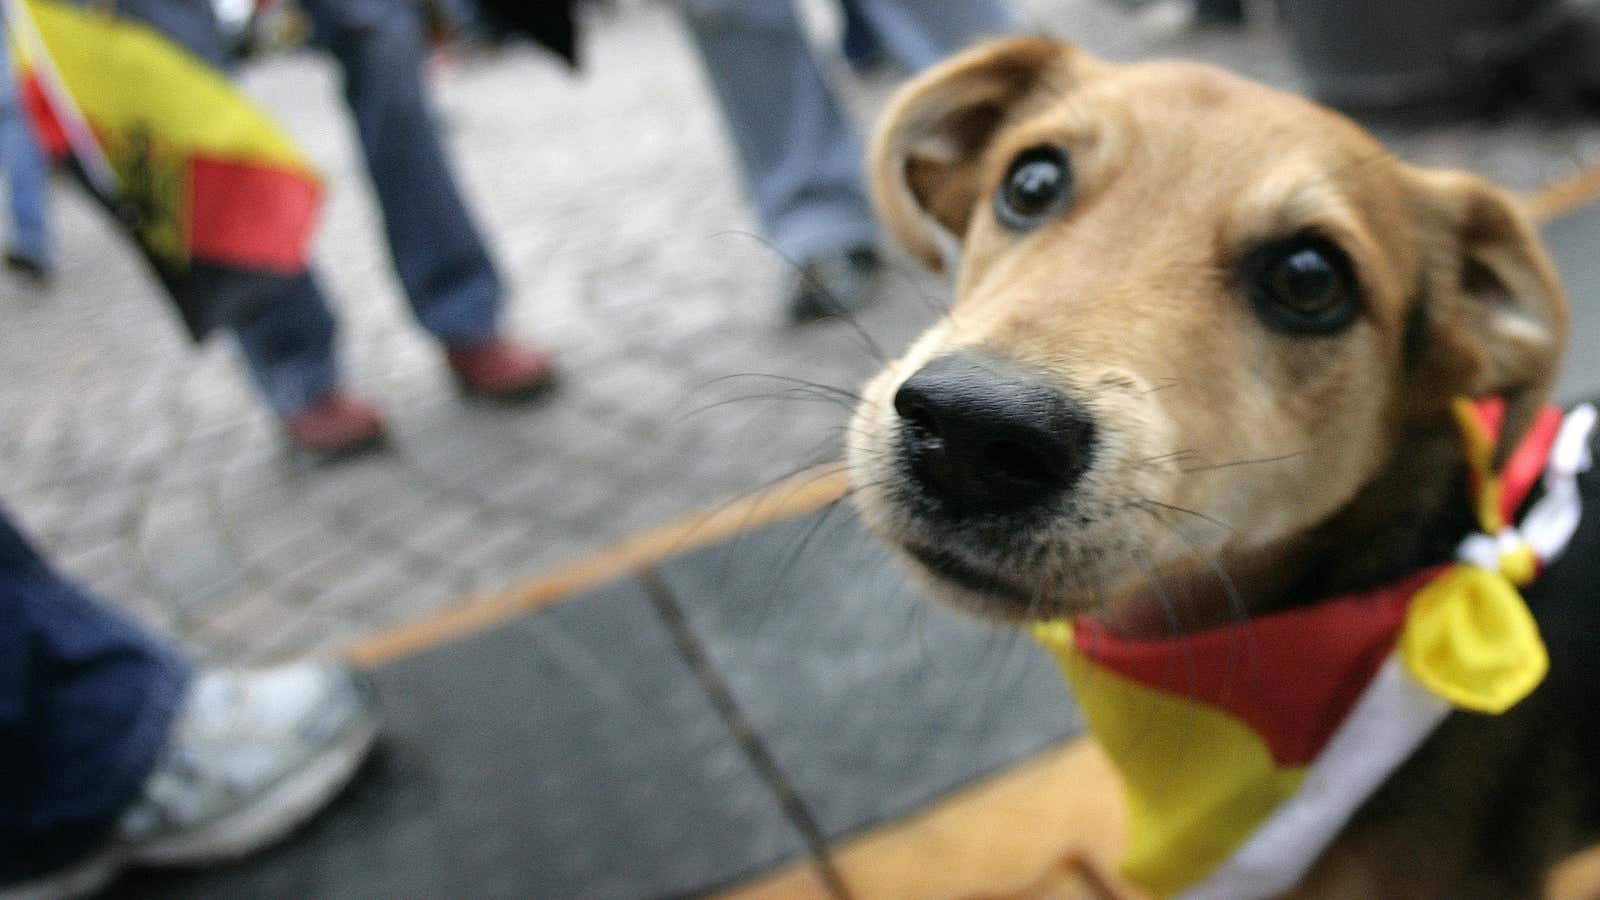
[283,391,386,456]
[445,337,557,400]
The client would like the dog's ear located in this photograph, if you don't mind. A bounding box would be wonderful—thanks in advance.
[869,37,1080,271]
[1408,169,1569,463]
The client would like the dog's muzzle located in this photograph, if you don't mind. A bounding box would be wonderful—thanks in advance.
[892,353,1095,519]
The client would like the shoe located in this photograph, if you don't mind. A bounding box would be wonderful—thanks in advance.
[118,662,381,865]
[283,390,386,457]
[445,337,557,400]
[788,246,881,323]
[0,662,380,900]
[4,250,52,286]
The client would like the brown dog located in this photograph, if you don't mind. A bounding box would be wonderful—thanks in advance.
[848,36,1599,898]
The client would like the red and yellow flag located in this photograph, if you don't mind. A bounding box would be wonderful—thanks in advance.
[2,0,321,333]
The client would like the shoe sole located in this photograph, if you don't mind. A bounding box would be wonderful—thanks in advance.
[288,428,389,463]
[129,715,380,867]
[0,850,123,900]
[455,368,561,403]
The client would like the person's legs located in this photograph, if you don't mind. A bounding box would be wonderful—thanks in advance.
[680,0,880,269]
[297,0,553,397]
[225,271,389,452]
[299,0,499,345]
[0,507,191,887]
[849,0,1017,73]
[100,0,234,69]
[838,0,887,73]
[72,0,387,450]
[227,272,342,416]
[0,34,54,274]
[1,505,381,899]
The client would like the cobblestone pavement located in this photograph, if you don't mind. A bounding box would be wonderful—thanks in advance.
[3,0,1598,663]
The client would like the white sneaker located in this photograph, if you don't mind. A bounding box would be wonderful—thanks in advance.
[119,661,381,864]
[1,661,380,900]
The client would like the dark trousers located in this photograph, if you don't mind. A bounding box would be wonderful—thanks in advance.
[111,0,502,414]
[0,507,190,884]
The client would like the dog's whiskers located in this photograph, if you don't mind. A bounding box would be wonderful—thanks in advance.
[1138,449,1201,467]
[1134,497,1234,534]
[1180,450,1308,474]
[698,372,864,403]
[708,229,888,363]
[676,389,856,422]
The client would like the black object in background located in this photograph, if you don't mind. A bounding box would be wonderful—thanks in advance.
[1280,0,1600,113]
[476,0,581,68]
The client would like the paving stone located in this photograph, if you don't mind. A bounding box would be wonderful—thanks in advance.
[410,441,537,503]
[577,358,697,422]
[449,540,548,600]
[492,456,571,508]
[50,483,138,545]
[388,503,484,557]
[137,494,247,611]
[50,535,129,586]
[263,543,380,602]
[329,481,452,542]
[220,491,325,560]
[445,520,545,579]
[189,589,306,650]
[350,579,457,633]
[241,609,359,666]
[297,454,409,510]
[307,554,418,614]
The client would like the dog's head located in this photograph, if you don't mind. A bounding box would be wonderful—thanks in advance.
[848,38,1569,630]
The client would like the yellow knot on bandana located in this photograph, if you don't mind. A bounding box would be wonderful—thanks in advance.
[1399,398,1550,714]
[1399,563,1547,713]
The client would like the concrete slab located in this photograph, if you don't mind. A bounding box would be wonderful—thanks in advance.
[119,578,806,899]
[653,508,1081,842]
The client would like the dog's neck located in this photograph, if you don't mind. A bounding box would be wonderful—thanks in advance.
[1281,422,1476,608]
[1101,423,1476,637]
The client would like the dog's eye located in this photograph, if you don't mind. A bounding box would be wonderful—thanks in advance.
[996,147,1072,230]
[1244,236,1360,334]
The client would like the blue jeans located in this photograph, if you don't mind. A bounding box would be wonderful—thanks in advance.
[0,36,53,269]
[113,0,501,415]
[0,507,191,884]
[679,0,1016,265]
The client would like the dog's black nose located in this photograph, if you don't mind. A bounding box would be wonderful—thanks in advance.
[893,353,1094,515]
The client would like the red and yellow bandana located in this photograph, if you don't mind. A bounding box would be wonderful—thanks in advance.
[1034,399,1597,899]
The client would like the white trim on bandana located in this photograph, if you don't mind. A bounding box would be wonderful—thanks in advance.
[1523,403,1597,563]
[1182,658,1452,899]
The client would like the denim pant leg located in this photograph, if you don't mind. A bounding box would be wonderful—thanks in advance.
[301,0,500,345]
[95,0,233,67]
[850,0,1018,73]
[84,0,345,417]
[230,272,343,415]
[0,507,191,884]
[680,0,880,266]
[0,40,53,268]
